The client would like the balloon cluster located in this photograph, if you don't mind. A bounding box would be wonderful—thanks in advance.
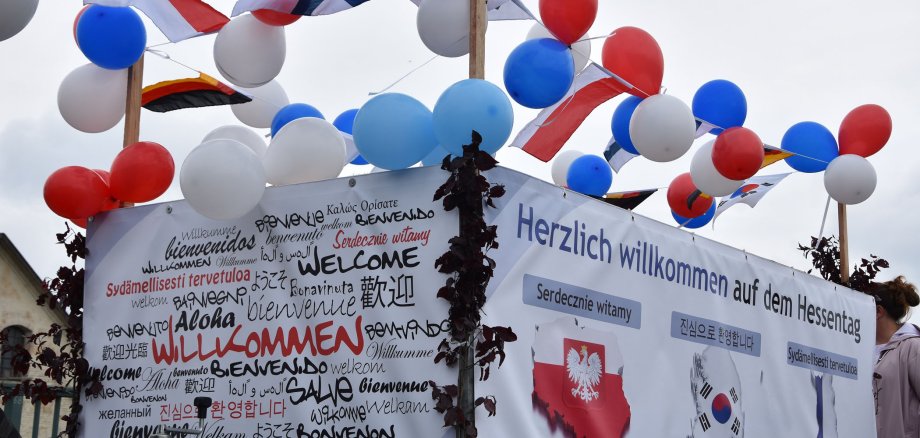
[44,142,174,227]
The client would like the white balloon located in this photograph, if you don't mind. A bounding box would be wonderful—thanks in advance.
[526,23,592,72]
[263,118,346,186]
[180,139,266,220]
[824,154,877,205]
[57,63,128,133]
[0,0,38,42]
[690,140,744,196]
[551,150,584,186]
[231,80,290,129]
[203,125,267,158]
[629,94,696,163]
[417,0,485,57]
[214,14,286,88]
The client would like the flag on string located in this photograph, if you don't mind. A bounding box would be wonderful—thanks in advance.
[233,0,371,17]
[714,173,791,222]
[761,145,793,169]
[689,346,744,437]
[511,63,629,162]
[603,189,657,211]
[342,133,359,164]
[603,138,638,173]
[85,0,229,42]
[406,0,532,20]
[142,73,251,112]
[533,317,631,438]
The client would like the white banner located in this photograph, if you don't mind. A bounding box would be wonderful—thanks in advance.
[83,167,456,437]
[83,166,875,437]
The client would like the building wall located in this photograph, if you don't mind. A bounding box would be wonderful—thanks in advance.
[0,238,72,438]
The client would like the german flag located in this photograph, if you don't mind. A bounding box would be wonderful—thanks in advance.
[762,145,794,169]
[141,73,251,113]
[603,189,658,211]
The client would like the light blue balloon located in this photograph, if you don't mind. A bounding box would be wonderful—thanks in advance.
[673,203,716,229]
[421,146,450,167]
[503,38,574,109]
[353,93,438,170]
[433,79,514,156]
[781,121,839,173]
[610,96,643,154]
[77,5,146,70]
[566,155,612,197]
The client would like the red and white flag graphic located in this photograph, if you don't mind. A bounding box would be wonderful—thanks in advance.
[510,63,629,162]
[85,0,229,43]
[533,317,630,437]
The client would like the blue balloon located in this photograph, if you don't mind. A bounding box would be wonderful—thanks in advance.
[692,79,747,135]
[333,109,359,134]
[503,38,574,109]
[610,96,643,154]
[433,79,514,156]
[421,146,450,167]
[781,121,839,173]
[566,155,612,197]
[271,103,324,137]
[353,93,438,170]
[76,5,146,70]
[673,203,716,229]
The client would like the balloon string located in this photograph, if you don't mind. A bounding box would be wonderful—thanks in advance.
[368,54,441,96]
[145,48,201,75]
[817,194,832,240]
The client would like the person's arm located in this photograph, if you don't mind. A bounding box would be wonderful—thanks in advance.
[905,338,920,400]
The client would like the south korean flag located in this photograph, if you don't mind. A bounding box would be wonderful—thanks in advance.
[689,346,744,437]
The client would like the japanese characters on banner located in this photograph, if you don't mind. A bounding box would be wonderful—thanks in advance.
[479,167,874,437]
[83,167,456,438]
[82,166,875,437]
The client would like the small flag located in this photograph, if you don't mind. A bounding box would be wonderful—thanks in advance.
[714,173,791,222]
[511,63,629,162]
[342,133,359,164]
[142,74,251,113]
[233,0,372,17]
[695,120,719,138]
[689,346,744,437]
[812,373,839,438]
[85,0,229,43]
[603,189,657,211]
[604,138,638,173]
[761,145,794,169]
[533,317,631,438]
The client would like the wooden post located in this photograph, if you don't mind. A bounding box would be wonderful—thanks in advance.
[119,54,145,208]
[838,203,850,285]
[469,0,486,79]
[456,2,487,437]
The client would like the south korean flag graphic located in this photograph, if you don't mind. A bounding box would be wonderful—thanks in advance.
[690,346,744,437]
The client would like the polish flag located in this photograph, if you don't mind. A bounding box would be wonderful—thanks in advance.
[510,63,629,162]
[690,346,745,437]
[533,317,630,438]
[85,0,229,42]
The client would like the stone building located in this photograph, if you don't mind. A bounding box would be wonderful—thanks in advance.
[0,234,71,437]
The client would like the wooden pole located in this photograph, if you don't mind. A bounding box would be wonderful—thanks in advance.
[469,0,486,79]
[455,2,487,437]
[838,203,850,285]
[120,54,145,208]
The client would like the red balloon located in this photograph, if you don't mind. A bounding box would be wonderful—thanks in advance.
[252,9,301,26]
[667,173,713,218]
[44,166,110,219]
[539,0,597,45]
[110,142,175,203]
[70,217,88,229]
[838,104,892,158]
[712,127,764,180]
[73,5,90,47]
[92,169,121,211]
[602,27,664,98]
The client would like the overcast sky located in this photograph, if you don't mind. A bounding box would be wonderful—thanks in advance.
[1,0,917,319]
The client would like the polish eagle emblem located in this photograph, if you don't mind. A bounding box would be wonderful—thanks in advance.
[566,345,602,402]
